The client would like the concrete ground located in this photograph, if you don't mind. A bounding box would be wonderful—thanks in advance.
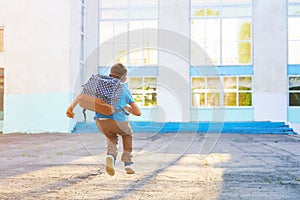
[0,132,299,199]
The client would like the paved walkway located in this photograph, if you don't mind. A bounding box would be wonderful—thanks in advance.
[0,133,299,199]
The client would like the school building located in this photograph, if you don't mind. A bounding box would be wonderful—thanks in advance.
[0,0,299,134]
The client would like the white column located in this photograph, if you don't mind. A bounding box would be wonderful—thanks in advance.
[84,0,99,82]
[158,0,190,122]
[253,0,288,122]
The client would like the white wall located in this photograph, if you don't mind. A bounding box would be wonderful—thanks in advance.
[0,0,82,133]
[158,0,190,122]
[253,0,288,122]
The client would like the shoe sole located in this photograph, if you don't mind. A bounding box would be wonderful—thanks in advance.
[106,156,115,176]
[125,166,135,174]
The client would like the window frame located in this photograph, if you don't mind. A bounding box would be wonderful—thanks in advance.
[190,0,253,66]
[288,75,300,107]
[191,75,253,108]
[0,27,4,53]
[128,76,158,108]
[288,0,300,64]
[99,0,159,67]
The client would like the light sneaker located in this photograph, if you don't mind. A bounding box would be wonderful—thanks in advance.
[124,162,135,174]
[106,155,115,176]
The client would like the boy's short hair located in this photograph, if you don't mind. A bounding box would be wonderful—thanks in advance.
[110,63,127,80]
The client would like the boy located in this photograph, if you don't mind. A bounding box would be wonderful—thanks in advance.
[66,63,141,176]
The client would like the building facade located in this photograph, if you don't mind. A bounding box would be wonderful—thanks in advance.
[0,0,299,133]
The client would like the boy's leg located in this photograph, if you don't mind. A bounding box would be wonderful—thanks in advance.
[96,119,119,159]
[117,121,133,163]
[117,122,135,174]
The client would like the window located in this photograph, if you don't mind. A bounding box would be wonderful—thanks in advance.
[192,76,252,107]
[289,76,300,106]
[190,0,252,65]
[0,68,3,121]
[288,0,300,64]
[99,0,158,66]
[0,28,4,53]
[129,77,157,107]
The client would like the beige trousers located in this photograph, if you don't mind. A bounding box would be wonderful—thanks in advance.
[95,119,133,163]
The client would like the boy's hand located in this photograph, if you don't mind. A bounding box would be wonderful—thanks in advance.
[66,107,75,118]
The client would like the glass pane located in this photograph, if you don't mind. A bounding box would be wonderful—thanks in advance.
[207,77,220,89]
[205,19,220,42]
[223,0,252,4]
[207,93,220,106]
[99,22,113,43]
[289,93,300,106]
[224,92,237,106]
[222,42,239,64]
[0,29,4,52]
[100,0,114,8]
[192,77,205,89]
[238,42,251,64]
[191,0,220,6]
[115,54,127,65]
[191,8,205,17]
[114,21,128,37]
[206,8,220,16]
[100,9,114,19]
[223,19,251,41]
[239,92,252,106]
[239,21,251,40]
[222,6,252,17]
[289,41,300,64]
[130,8,158,19]
[223,19,238,42]
[130,0,158,7]
[206,42,221,65]
[289,77,300,90]
[288,18,300,40]
[238,77,252,90]
[191,19,205,42]
[99,43,114,66]
[144,49,158,64]
[129,51,144,65]
[144,93,157,106]
[129,78,143,89]
[224,77,237,89]
[288,4,300,15]
[114,0,128,7]
[130,21,144,31]
[132,93,143,106]
[191,43,212,65]
[192,93,205,107]
[144,77,157,91]
[191,8,220,17]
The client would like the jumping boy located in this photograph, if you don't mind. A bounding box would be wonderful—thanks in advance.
[66,63,141,176]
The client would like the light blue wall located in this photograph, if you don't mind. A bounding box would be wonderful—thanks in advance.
[129,107,159,121]
[288,107,300,123]
[191,108,254,121]
[4,93,72,133]
[190,65,253,76]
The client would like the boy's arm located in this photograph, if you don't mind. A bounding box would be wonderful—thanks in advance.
[66,96,79,118]
[128,102,141,116]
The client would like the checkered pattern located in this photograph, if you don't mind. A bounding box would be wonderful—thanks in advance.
[81,74,123,108]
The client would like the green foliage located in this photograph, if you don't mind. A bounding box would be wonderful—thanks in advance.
[193,9,220,17]
[239,92,252,106]
[238,42,251,64]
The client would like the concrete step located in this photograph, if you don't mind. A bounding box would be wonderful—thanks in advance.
[73,121,297,134]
